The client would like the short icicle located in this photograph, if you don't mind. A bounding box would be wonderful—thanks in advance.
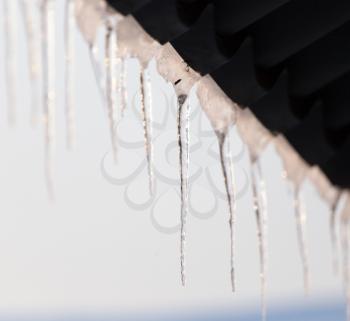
[20,0,40,126]
[88,44,107,105]
[177,94,190,287]
[64,0,76,149]
[293,186,310,295]
[41,0,56,199]
[105,21,118,162]
[140,68,154,195]
[216,130,236,293]
[3,0,17,125]
[330,191,342,275]
[249,154,268,321]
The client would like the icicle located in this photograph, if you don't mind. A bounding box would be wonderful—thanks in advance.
[293,187,310,295]
[64,0,76,149]
[226,139,236,197]
[88,44,107,106]
[177,94,190,287]
[20,0,40,126]
[40,0,55,199]
[226,133,238,294]
[216,130,235,292]
[249,154,268,321]
[3,0,17,125]
[341,212,350,321]
[120,58,128,118]
[330,192,342,275]
[105,21,118,163]
[140,68,154,195]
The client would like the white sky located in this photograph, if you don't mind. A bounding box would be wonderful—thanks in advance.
[0,0,344,317]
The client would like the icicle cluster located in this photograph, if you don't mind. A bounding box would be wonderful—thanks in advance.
[2,1,350,320]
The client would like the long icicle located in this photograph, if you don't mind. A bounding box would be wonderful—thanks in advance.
[226,132,237,293]
[294,186,310,295]
[105,22,118,163]
[3,0,17,125]
[177,94,190,287]
[216,130,235,292]
[64,0,76,149]
[341,212,350,321]
[140,68,154,195]
[249,155,268,321]
[41,0,55,199]
[20,0,40,126]
[330,191,342,275]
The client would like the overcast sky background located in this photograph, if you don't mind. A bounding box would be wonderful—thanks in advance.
[0,0,344,318]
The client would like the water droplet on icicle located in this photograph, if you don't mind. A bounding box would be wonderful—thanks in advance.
[64,0,76,149]
[293,187,310,295]
[20,0,40,126]
[105,21,118,163]
[140,68,154,195]
[3,0,17,125]
[40,0,56,199]
[177,94,190,287]
[249,154,268,321]
[330,192,342,275]
[216,130,236,293]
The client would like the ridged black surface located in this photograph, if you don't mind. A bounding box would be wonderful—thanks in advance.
[107,0,150,15]
[133,0,188,44]
[106,0,350,188]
